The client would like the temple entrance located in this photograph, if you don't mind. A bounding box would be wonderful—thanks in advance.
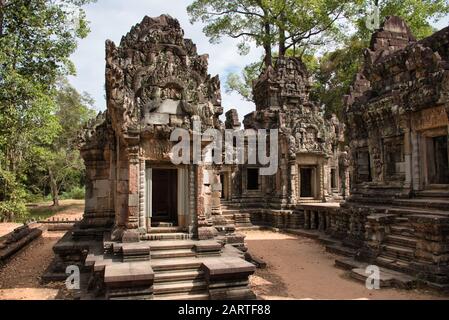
[247,168,260,191]
[152,168,178,224]
[428,136,449,185]
[220,174,225,199]
[300,167,314,198]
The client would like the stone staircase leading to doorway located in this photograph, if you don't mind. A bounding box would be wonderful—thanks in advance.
[150,240,209,300]
[83,221,258,300]
[140,222,192,241]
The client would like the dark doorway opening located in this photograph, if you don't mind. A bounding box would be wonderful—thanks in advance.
[220,174,225,199]
[152,169,178,224]
[356,149,372,183]
[330,168,337,189]
[300,168,313,198]
[431,136,449,184]
[247,168,259,190]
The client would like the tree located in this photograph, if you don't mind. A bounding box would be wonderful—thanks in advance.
[187,0,357,68]
[214,0,449,114]
[34,80,96,207]
[0,0,95,218]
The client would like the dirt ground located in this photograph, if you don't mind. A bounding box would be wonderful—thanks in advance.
[0,231,66,300]
[1,201,449,300]
[245,230,449,300]
[0,200,84,300]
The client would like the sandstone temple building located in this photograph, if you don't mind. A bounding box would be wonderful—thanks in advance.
[45,15,449,298]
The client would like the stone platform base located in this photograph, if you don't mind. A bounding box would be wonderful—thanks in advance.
[82,237,256,300]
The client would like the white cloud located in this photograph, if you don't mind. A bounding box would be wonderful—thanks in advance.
[69,0,262,119]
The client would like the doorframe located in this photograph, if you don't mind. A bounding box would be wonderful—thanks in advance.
[145,164,189,230]
[419,127,449,189]
[298,165,317,199]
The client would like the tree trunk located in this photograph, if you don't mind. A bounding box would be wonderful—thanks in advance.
[279,28,286,57]
[49,168,59,207]
[263,22,272,67]
[279,12,286,57]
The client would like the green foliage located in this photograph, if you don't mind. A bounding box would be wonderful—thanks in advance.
[187,0,358,64]
[61,186,85,200]
[0,0,95,216]
[208,0,449,115]
[225,61,263,101]
[0,167,28,221]
[0,200,27,222]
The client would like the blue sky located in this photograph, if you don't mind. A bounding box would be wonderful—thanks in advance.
[69,0,449,118]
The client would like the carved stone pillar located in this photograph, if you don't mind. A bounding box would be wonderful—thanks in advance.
[288,161,297,205]
[318,211,325,231]
[411,130,421,191]
[304,210,310,229]
[121,144,141,243]
[126,150,140,230]
[138,158,146,231]
[310,210,317,229]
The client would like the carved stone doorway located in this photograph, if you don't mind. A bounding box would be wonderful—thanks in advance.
[300,167,314,198]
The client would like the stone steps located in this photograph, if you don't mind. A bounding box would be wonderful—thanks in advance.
[388,206,449,217]
[153,279,208,295]
[376,255,412,274]
[415,190,449,198]
[390,225,415,237]
[154,269,204,283]
[141,233,192,241]
[148,240,195,251]
[385,234,416,248]
[381,244,414,260]
[393,198,449,211]
[349,267,416,289]
[153,291,210,300]
[326,244,356,257]
[151,258,203,272]
[149,227,186,234]
[151,222,174,228]
[151,248,196,259]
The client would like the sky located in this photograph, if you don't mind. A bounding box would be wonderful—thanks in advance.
[69,0,449,118]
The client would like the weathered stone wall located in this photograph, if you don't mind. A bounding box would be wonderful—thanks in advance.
[345,16,449,194]
[236,56,347,208]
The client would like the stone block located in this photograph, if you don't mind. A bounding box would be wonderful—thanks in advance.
[146,113,169,125]
[156,99,182,114]
[195,240,222,253]
[129,194,139,207]
[202,257,255,280]
[170,115,184,126]
[104,261,154,285]
[122,230,140,243]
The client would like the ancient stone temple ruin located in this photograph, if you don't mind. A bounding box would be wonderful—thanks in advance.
[220,57,349,231]
[46,14,449,298]
[47,15,256,300]
[340,16,449,288]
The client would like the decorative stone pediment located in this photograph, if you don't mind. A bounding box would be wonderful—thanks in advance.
[105,14,223,145]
